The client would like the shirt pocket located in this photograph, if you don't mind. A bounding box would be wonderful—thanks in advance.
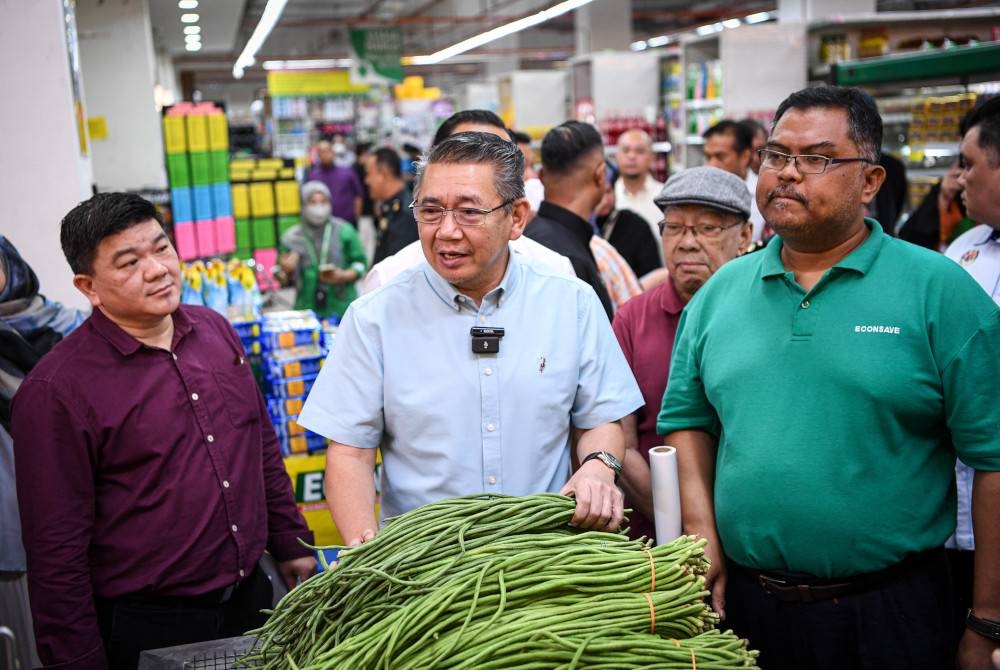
[213,366,260,428]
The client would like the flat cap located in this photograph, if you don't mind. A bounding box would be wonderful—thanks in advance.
[653,166,751,220]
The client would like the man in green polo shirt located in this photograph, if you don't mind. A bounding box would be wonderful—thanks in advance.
[659,86,1000,670]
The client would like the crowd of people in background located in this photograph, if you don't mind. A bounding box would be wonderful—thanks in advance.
[4,86,1000,670]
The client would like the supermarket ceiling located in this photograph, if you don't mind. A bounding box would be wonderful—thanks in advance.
[148,0,998,82]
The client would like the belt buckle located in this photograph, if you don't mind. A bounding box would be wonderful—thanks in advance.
[757,574,817,602]
[218,581,238,604]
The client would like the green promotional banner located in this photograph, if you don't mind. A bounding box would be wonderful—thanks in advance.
[350,28,404,84]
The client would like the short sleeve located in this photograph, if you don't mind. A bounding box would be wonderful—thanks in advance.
[657,308,720,436]
[298,303,385,449]
[571,288,643,429]
[941,312,1000,471]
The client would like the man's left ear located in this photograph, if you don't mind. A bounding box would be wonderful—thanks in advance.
[861,163,886,204]
[508,198,532,240]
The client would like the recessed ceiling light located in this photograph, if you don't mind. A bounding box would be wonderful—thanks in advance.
[185,42,202,51]
[185,34,202,43]
[180,13,199,23]
[178,0,198,8]
[722,18,741,29]
[184,25,201,35]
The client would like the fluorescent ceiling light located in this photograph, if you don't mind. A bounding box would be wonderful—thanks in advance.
[647,35,672,47]
[233,0,288,79]
[629,40,648,51]
[183,25,201,35]
[185,42,202,51]
[178,0,198,9]
[185,34,202,44]
[180,13,199,23]
[695,24,719,36]
[406,0,597,66]
[745,12,772,24]
[263,58,354,70]
[722,18,741,29]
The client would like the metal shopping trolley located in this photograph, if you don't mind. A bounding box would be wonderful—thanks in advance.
[137,636,259,670]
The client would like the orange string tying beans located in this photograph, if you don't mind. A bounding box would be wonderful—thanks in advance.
[643,592,655,634]
[691,648,698,669]
[645,548,656,591]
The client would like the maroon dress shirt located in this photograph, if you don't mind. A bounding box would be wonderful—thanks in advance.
[611,278,686,542]
[12,305,313,669]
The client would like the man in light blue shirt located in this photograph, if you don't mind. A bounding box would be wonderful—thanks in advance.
[299,132,643,546]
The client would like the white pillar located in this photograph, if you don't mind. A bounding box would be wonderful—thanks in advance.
[0,0,93,310]
[575,0,632,55]
[76,0,167,192]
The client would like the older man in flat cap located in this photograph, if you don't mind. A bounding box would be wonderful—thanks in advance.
[611,166,752,542]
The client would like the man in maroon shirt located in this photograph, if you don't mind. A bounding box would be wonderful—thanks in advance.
[612,167,752,542]
[11,193,316,670]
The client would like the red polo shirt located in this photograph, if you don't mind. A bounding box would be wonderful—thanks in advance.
[612,277,686,541]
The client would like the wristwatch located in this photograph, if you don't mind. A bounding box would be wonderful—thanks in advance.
[581,451,623,483]
[966,610,1000,643]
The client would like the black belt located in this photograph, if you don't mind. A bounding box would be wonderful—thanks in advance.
[101,564,260,609]
[730,548,944,603]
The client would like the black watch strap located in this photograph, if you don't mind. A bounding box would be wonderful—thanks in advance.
[581,451,622,483]
[966,610,1000,643]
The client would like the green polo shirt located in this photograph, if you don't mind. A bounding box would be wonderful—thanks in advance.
[658,220,1000,578]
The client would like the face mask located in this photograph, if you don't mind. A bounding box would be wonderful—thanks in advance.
[303,202,331,226]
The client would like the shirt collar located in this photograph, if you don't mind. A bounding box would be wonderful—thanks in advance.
[421,244,520,311]
[659,276,687,315]
[980,227,1000,245]
[90,304,195,356]
[761,218,884,279]
[536,201,593,248]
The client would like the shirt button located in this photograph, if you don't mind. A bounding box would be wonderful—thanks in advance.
[486,423,496,432]
[801,300,810,309]
[231,524,238,533]
[239,569,245,578]
[487,475,497,485]
[172,353,178,361]
[479,316,487,323]
[484,367,493,376]
[191,392,199,401]
[222,480,230,488]
[207,435,215,443]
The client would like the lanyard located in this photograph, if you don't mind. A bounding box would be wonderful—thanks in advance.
[305,222,333,267]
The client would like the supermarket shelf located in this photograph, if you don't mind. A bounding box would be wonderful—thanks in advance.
[881,112,912,125]
[832,42,1000,87]
[682,98,724,110]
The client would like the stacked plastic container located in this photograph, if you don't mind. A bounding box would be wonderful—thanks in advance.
[163,102,235,261]
[260,310,331,456]
[230,158,301,286]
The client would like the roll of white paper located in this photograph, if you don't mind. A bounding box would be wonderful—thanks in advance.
[649,445,682,544]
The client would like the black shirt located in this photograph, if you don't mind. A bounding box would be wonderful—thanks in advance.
[599,207,663,279]
[373,187,419,264]
[525,201,613,320]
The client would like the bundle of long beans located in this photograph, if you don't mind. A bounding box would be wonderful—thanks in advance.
[241,493,758,669]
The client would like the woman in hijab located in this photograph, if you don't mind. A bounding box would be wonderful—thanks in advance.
[0,235,85,669]
[277,181,368,321]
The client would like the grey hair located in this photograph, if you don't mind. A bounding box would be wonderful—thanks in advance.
[414,132,525,210]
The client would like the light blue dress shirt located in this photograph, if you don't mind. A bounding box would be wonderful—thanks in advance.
[298,249,643,520]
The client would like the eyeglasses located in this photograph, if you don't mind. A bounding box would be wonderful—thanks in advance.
[758,148,876,175]
[409,198,515,227]
[658,220,744,239]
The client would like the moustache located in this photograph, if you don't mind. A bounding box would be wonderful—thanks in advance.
[766,187,808,205]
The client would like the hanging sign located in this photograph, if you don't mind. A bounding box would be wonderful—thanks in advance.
[349,28,405,85]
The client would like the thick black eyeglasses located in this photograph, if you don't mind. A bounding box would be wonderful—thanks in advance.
[758,148,876,175]
[409,198,515,227]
